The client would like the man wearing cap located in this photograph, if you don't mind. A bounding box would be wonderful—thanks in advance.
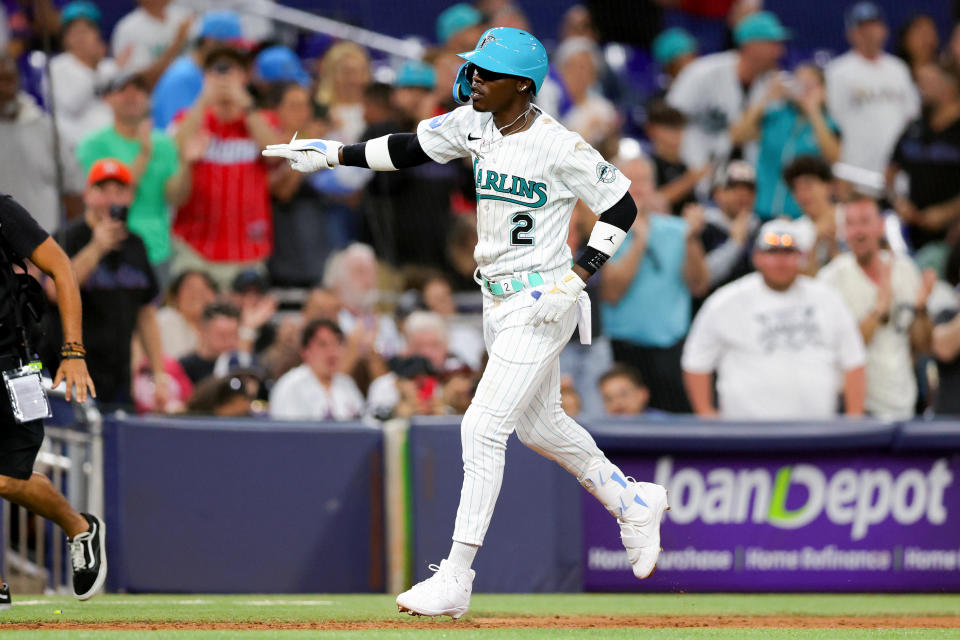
[111,0,193,86]
[437,3,486,54]
[683,219,866,419]
[667,11,788,172]
[826,2,919,180]
[151,10,245,129]
[77,72,202,283]
[168,44,280,290]
[54,159,165,408]
[0,55,84,232]
[47,0,117,147]
[393,60,436,126]
[700,160,761,292]
[651,27,698,93]
[253,45,311,91]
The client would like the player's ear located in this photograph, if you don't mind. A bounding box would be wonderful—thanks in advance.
[517,80,531,94]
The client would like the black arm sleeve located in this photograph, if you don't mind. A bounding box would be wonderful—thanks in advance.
[575,192,637,277]
[340,133,432,169]
[596,191,637,232]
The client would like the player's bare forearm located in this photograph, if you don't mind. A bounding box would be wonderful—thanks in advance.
[843,367,865,416]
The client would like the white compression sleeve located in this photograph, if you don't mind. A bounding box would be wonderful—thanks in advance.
[587,220,628,256]
[363,135,397,171]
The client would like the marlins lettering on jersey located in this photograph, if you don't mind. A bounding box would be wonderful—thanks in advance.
[474,159,548,208]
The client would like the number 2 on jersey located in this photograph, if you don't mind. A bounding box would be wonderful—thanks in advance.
[510,212,535,246]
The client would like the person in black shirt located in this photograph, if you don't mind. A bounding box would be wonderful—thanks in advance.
[0,193,107,604]
[890,60,960,251]
[645,101,711,217]
[55,159,165,408]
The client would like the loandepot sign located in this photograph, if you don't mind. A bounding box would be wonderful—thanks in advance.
[654,457,952,540]
[582,454,960,592]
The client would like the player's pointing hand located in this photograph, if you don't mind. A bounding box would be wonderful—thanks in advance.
[262,133,343,173]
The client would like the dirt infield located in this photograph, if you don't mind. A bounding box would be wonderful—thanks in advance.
[4,616,960,630]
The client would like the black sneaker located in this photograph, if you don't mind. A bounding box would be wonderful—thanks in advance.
[0,583,10,610]
[68,513,107,600]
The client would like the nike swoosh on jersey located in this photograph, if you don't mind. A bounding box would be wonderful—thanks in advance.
[468,134,481,141]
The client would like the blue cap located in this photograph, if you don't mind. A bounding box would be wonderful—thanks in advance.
[198,10,243,41]
[652,28,697,66]
[453,27,548,104]
[734,11,791,46]
[437,3,483,44]
[61,1,101,29]
[255,46,310,86]
[395,61,435,89]
[845,2,885,31]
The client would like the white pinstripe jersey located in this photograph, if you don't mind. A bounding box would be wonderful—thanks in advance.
[416,105,631,280]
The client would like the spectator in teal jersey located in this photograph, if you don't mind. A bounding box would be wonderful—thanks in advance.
[77,71,205,285]
[600,156,709,413]
[731,63,842,220]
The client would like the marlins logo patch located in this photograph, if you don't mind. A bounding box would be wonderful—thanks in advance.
[596,162,617,184]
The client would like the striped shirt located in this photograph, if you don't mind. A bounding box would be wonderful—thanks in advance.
[416,105,630,280]
[172,108,274,262]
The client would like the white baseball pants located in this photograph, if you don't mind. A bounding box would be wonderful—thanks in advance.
[452,285,609,546]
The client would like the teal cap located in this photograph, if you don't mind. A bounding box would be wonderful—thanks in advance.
[61,1,101,29]
[734,11,791,46]
[437,3,483,44]
[396,61,435,89]
[652,28,697,66]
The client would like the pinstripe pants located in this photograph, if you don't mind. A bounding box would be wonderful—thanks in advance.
[452,287,605,546]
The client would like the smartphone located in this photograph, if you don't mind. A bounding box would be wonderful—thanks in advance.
[109,204,129,223]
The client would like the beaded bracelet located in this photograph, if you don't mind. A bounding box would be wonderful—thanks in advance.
[61,341,86,356]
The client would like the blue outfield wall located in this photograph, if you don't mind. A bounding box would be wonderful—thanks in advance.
[408,417,960,593]
[5,413,957,593]
[102,416,385,593]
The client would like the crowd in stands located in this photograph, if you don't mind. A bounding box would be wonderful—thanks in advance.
[3,0,960,422]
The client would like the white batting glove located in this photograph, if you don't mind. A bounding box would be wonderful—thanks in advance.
[529,269,586,327]
[262,133,343,173]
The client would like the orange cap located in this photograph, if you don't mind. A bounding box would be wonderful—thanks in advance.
[87,158,132,186]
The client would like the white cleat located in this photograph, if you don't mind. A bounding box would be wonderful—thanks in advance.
[396,560,475,619]
[617,481,669,579]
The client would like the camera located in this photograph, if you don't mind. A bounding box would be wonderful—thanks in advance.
[109,204,129,223]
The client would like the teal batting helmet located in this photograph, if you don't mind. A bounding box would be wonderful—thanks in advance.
[452,27,548,105]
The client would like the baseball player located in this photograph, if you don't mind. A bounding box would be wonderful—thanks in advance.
[264,27,668,618]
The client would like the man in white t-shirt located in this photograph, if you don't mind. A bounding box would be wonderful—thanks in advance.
[111,0,193,84]
[683,219,866,419]
[818,196,934,419]
[269,318,365,421]
[667,11,787,171]
[825,2,919,180]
